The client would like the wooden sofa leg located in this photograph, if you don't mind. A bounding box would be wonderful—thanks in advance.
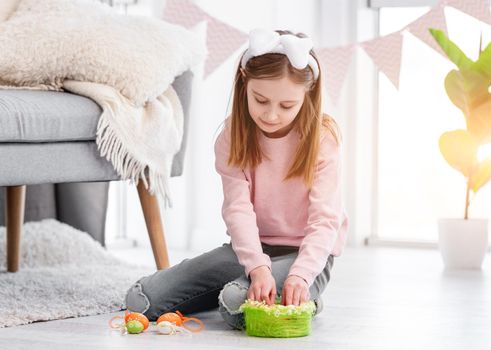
[6,185,26,273]
[136,181,170,270]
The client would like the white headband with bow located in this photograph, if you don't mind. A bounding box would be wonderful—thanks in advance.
[240,28,319,79]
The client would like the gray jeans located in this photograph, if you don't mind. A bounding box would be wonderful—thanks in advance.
[125,242,334,330]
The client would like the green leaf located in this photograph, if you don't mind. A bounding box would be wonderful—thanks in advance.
[474,42,491,80]
[467,97,491,144]
[445,69,489,116]
[469,154,491,193]
[429,28,474,70]
[445,70,471,115]
[439,130,479,177]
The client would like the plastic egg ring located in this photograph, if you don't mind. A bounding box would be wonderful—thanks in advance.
[157,310,204,333]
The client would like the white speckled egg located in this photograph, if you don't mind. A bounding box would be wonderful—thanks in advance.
[157,321,175,335]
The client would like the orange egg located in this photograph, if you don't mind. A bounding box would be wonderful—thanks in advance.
[124,312,149,330]
[157,312,183,326]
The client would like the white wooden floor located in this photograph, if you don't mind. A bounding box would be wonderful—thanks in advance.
[0,246,490,350]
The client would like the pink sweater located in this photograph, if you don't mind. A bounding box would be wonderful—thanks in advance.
[214,119,348,286]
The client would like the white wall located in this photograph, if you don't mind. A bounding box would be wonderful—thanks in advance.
[106,0,379,252]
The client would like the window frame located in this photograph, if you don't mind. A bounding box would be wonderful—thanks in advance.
[366,2,438,249]
[365,0,491,249]
[369,0,491,8]
[369,0,439,8]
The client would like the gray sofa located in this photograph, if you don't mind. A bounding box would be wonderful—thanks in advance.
[0,71,193,272]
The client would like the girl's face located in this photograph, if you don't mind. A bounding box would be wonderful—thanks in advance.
[246,75,306,138]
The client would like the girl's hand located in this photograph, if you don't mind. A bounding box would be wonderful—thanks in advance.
[248,265,277,305]
[281,275,310,306]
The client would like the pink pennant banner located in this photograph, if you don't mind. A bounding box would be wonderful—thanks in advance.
[161,0,489,85]
[361,32,404,89]
[317,45,356,105]
[407,2,448,57]
[444,0,491,26]
[162,0,207,29]
[162,0,247,78]
[203,15,248,78]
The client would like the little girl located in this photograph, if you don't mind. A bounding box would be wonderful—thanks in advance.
[125,28,348,331]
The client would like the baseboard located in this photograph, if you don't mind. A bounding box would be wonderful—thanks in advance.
[365,236,491,251]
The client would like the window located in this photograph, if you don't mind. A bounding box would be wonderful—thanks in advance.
[375,5,491,243]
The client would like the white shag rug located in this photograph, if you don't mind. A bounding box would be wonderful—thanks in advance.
[0,219,154,328]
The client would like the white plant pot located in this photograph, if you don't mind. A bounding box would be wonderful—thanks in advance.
[438,218,488,269]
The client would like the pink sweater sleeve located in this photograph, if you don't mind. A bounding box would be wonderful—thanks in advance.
[214,126,272,277]
[287,134,345,286]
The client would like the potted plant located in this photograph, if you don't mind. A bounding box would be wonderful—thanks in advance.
[429,28,491,269]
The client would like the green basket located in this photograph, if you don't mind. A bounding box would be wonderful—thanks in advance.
[239,299,315,338]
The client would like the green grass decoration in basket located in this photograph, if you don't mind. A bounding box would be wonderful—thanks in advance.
[239,297,316,338]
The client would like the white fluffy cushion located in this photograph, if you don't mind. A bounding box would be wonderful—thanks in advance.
[0,0,20,22]
[0,0,206,106]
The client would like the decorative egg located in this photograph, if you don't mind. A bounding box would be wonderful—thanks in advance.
[157,312,182,326]
[157,321,175,335]
[125,312,149,330]
[126,320,144,334]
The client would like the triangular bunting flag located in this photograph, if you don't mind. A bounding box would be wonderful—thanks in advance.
[317,45,356,105]
[163,0,248,78]
[444,0,491,26]
[361,32,404,89]
[407,2,448,57]
[162,0,208,29]
[203,15,248,78]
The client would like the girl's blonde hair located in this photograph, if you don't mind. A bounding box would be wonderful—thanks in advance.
[228,30,341,188]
